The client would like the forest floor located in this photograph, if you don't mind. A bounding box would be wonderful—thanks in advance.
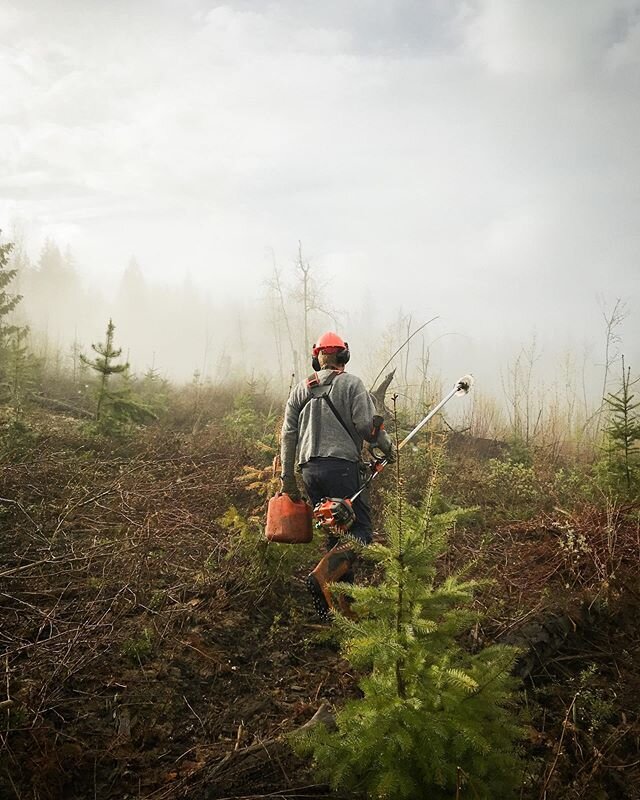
[1,410,639,799]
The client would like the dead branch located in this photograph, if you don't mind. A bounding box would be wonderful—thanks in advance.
[371,369,396,416]
[199,703,334,783]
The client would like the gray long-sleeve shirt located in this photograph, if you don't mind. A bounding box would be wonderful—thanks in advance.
[280,369,377,478]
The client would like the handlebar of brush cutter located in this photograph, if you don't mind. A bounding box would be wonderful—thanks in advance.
[350,374,474,503]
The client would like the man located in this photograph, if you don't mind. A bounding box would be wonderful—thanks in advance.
[280,331,395,620]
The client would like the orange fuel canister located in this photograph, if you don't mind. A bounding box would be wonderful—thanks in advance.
[265,493,313,544]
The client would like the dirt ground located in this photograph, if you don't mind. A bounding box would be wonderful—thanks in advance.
[1,417,639,799]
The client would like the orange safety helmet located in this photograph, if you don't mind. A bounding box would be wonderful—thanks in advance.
[311,331,350,370]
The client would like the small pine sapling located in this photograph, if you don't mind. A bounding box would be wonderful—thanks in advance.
[294,422,523,799]
[6,328,35,415]
[215,505,316,598]
[81,319,156,433]
[80,319,127,421]
[226,384,282,507]
[137,366,170,417]
[108,369,158,428]
[223,381,278,446]
[0,328,38,454]
[602,355,640,493]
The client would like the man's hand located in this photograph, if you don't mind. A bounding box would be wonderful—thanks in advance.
[377,430,396,464]
[280,474,301,502]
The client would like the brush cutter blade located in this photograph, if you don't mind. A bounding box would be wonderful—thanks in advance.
[456,374,474,395]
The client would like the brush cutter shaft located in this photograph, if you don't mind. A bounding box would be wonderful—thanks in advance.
[310,375,473,527]
[349,375,472,504]
[398,385,459,450]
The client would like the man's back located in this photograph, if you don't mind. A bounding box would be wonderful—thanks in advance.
[281,369,376,472]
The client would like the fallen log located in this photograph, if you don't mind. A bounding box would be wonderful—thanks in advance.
[29,392,93,419]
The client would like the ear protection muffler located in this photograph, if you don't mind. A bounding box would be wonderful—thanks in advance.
[311,343,350,371]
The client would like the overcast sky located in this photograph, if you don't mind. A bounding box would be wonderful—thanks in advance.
[1,0,639,385]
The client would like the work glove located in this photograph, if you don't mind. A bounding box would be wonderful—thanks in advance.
[377,430,396,464]
[280,474,301,502]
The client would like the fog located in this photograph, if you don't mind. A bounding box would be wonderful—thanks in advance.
[2,1,639,414]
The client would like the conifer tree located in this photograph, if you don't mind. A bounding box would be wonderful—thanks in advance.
[69,335,89,390]
[0,233,36,450]
[81,319,156,432]
[81,319,127,420]
[0,234,31,395]
[135,365,170,417]
[603,356,640,492]
[0,327,38,454]
[295,440,523,798]
[6,328,34,415]
[0,236,22,348]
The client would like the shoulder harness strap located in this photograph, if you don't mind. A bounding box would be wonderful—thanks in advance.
[302,371,360,449]
[300,371,360,447]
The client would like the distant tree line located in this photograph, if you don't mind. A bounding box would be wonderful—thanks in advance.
[9,236,367,393]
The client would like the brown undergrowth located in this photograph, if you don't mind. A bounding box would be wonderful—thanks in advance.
[445,507,640,799]
[1,414,639,799]
[0,413,351,799]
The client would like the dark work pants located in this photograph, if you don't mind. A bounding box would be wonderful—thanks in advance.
[300,457,373,550]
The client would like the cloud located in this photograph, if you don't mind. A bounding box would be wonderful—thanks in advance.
[458,0,640,77]
[606,10,640,70]
[0,0,638,382]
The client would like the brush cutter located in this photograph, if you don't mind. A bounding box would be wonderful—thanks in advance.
[312,374,474,532]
